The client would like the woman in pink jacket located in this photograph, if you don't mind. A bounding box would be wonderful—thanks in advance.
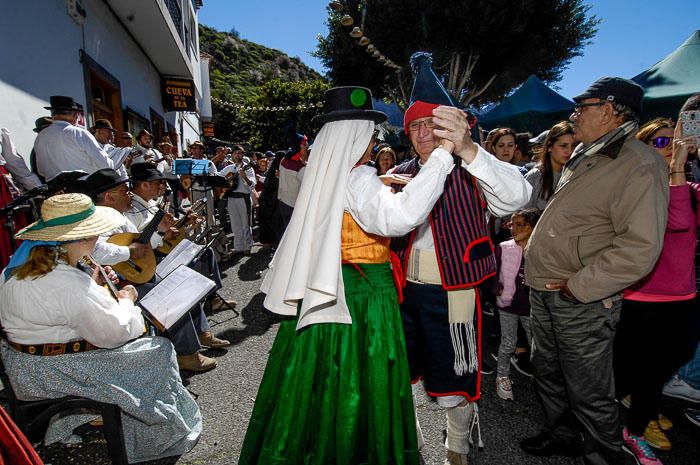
[615,117,699,465]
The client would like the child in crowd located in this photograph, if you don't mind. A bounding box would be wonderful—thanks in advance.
[493,208,541,400]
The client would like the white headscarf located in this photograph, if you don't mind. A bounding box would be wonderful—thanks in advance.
[261,119,375,329]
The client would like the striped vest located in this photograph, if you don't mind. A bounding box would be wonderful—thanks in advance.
[390,156,496,290]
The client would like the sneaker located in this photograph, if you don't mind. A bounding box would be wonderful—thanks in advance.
[621,396,672,431]
[622,428,663,465]
[482,302,495,317]
[662,375,700,403]
[496,376,514,400]
[643,420,671,451]
[510,352,534,378]
[685,407,700,427]
[658,413,673,431]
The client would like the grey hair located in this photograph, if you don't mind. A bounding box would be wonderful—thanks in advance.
[611,102,639,124]
[93,192,107,204]
[51,109,74,117]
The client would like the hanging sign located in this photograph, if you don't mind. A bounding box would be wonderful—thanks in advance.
[161,77,196,112]
[202,122,215,137]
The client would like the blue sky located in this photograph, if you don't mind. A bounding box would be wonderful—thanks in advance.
[199,0,699,100]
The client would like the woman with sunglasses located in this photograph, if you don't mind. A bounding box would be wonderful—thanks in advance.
[637,118,676,161]
[613,117,699,458]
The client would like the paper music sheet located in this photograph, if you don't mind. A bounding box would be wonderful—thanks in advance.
[139,265,215,330]
[156,239,204,278]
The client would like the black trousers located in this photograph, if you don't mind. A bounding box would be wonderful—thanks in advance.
[614,298,698,435]
[530,290,623,465]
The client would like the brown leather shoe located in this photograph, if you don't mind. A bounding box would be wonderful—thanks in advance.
[210,296,237,311]
[176,353,217,372]
[199,331,231,348]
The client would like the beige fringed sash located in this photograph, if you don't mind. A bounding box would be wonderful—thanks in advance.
[406,248,478,376]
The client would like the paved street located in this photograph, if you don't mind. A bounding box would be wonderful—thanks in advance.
[35,245,699,465]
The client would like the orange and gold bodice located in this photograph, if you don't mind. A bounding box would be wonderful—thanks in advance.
[341,211,390,264]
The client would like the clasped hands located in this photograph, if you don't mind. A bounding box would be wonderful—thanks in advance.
[431,106,478,164]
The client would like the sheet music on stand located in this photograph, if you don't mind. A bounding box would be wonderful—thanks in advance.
[140,265,216,331]
[173,158,210,176]
[156,239,204,279]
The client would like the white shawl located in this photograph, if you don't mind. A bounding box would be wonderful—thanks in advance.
[261,119,375,329]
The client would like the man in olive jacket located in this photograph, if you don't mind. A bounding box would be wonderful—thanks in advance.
[522,77,669,465]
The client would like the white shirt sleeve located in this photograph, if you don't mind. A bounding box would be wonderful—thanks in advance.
[345,148,453,237]
[104,144,134,170]
[65,276,145,348]
[461,145,532,217]
[0,128,42,190]
[93,234,131,266]
[76,128,114,170]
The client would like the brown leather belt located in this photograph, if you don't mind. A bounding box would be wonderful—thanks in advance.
[9,340,99,356]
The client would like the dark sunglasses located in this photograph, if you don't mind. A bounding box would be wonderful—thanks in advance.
[651,136,673,149]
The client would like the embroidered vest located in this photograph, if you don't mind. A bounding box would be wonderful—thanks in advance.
[341,212,390,264]
[495,239,522,308]
[390,156,496,290]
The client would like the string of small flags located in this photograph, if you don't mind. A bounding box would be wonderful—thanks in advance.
[212,96,323,113]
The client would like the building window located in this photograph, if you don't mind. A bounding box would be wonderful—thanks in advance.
[165,0,183,42]
[150,108,166,146]
[81,51,123,140]
[125,108,149,145]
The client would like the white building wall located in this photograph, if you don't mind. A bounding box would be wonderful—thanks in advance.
[82,0,165,123]
[0,0,84,158]
[0,0,203,162]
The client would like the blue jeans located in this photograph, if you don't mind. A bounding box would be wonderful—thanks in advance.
[679,342,700,390]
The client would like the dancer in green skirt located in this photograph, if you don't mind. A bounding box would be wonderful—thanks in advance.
[239,86,472,465]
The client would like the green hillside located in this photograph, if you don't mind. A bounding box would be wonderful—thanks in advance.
[199,24,323,103]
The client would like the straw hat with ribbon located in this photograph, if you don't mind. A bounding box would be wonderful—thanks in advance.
[15,193,124,242]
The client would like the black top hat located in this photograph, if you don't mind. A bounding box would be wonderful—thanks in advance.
[77,169,130,197]
[33,116,53,133]
[574,76,644,115]
[311,87,387,126]
[91,119,117,133]
[130,162,165,182]
[44,96,81,111]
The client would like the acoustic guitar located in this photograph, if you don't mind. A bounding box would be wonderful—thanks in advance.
[156,198,206,254]
[214,161,257,199]
[107,209,165,284]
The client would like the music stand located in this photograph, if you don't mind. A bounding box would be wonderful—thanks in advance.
[195,229,239,317]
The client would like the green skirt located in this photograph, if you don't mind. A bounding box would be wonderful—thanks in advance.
[239,263,419,465]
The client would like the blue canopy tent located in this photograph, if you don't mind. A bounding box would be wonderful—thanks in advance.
[633,30,700,120]
[478,75,574,134]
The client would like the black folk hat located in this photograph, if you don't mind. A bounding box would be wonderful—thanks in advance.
[91,119,117,133]
[573,76,644,115]
[78,168,130,197]
[130,162,165,182]
[44,95,81,111]
[311,87,387,126]
[33,116,53,133]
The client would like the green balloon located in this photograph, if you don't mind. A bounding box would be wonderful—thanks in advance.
[350,88,368,107]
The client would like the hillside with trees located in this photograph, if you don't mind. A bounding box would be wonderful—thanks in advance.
[199,24,329,148]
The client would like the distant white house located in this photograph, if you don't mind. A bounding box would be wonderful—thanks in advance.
[0,0,212,160]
